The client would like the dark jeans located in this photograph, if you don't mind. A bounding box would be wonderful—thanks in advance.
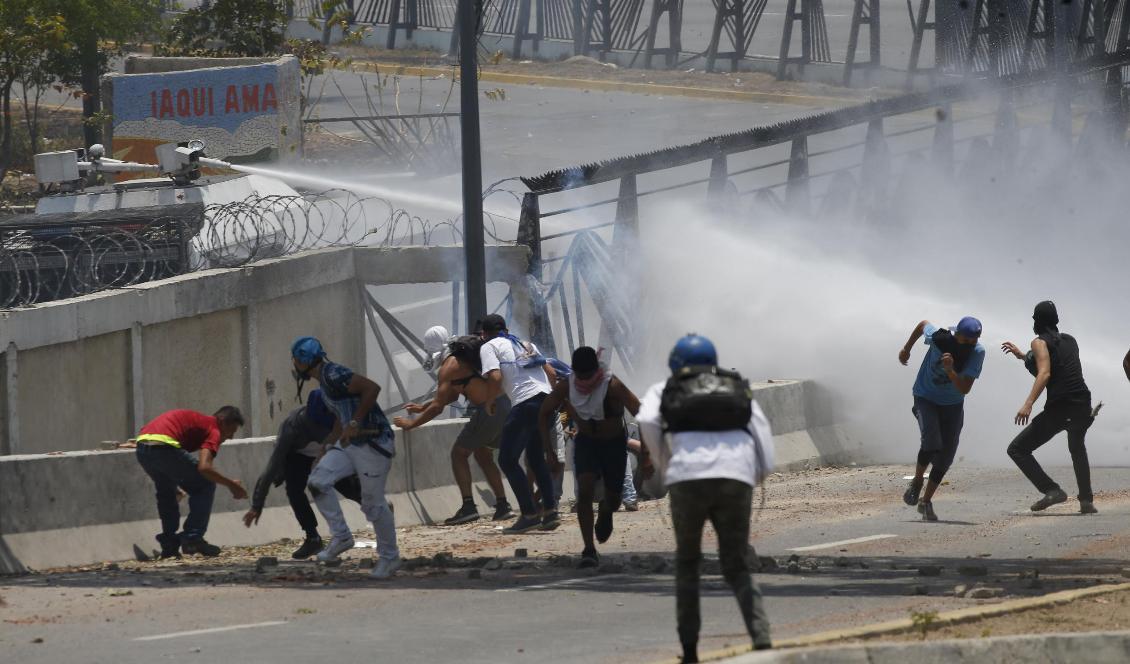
[498,393,557,515]
[135,444,216,548]
[285,454,363,537]
[1007,399,1094,502]
[669,478,771,650]
[912,396,964,484]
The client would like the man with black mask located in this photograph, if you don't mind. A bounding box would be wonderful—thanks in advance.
[899,316,985,521]
[1002,301,1097,514]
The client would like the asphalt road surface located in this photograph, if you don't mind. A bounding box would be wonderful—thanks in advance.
[4,464,1130,663]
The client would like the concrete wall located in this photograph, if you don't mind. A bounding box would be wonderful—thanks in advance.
[252,281,363,434]
[0,379,849,573]
[17,331,131,455]
[0,245,531,455]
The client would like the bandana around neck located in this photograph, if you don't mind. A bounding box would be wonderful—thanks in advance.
[573,368,607,395]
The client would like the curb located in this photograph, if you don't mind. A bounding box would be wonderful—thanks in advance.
[683,581,1130,662]
[353,61,860,108]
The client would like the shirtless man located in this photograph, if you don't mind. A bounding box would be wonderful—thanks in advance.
[538,346,649,567]
[393,328,513,524]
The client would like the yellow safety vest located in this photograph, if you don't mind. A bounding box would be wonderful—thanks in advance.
[136,433,181,448]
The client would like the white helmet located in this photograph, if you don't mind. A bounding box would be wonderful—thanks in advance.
[423,325,450,353]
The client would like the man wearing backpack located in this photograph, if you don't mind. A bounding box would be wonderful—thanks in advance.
[479,314,560,533]
[637,334,775,662]
[393,325,514,525]
[898,316,985,521]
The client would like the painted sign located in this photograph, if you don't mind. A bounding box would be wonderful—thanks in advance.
[106,57,301,168]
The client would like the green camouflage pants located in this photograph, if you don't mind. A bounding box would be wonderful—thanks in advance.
[669,478,771,649]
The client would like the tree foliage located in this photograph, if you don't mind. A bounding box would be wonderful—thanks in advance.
[161,0,290,57]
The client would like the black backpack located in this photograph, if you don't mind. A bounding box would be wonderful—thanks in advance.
[660,365,754,433]
[447,335,485,374]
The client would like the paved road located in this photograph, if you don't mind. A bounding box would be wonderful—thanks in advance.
[4,464,1130,663]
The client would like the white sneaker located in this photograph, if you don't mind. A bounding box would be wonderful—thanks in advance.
[316,536,355,563]
[370,557,402,579]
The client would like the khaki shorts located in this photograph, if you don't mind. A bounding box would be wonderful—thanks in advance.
[454,397,512,450]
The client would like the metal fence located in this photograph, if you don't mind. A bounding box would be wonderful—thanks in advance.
[512,52,1130,366]
[283,0,1130,85]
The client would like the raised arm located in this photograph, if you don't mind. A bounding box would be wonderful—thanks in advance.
[899,320,929,365]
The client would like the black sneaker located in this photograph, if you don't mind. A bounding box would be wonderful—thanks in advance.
[903,479,923,506]
[492,501,514,521]
[1080,500,1098,514]
[595,503,614,543]
[918,500,938,522]
[444,503,481,526]
[181,538,221,557]
[158,547,182,560]
[540,511,561,531]
[578,548,599,568]
[1030,489,1068,512]
[503,514,542,534]
[292,536,324,560]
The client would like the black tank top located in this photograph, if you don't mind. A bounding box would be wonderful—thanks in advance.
[1041,332,1090,405]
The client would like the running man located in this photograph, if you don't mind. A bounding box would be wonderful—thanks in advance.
[291,336,401,579]
[242,389,363,559]
[478,314,560,533]
[898,316,985,521]
[538,346,650,567]
[393,326,514,525]
[1002,301,1097,514]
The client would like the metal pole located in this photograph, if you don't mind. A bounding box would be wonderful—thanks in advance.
[459,0,488,328]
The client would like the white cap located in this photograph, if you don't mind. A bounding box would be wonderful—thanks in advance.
[423,325,450,353]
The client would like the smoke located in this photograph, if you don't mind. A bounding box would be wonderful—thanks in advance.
[627,103,1130,469]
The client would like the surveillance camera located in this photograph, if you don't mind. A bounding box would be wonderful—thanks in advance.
[88,144,105,160]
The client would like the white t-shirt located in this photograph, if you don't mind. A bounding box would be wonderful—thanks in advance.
[636,381,775,488]
[479,337,551,406]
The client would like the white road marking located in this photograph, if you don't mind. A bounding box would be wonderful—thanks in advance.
[787,534,898,552]
[133,621,288,641]
[496,573,633,593]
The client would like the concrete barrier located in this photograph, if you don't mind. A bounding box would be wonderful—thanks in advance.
[0,379,849,574]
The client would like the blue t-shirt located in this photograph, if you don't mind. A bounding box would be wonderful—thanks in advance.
[912,323,986,406]
[318,361,395,455]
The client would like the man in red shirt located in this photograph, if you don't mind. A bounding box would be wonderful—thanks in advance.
[135,406,247,558]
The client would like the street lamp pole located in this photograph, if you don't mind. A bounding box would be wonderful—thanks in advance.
[459,0,487,330]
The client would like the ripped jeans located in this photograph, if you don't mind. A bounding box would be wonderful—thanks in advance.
[308,442,399,561]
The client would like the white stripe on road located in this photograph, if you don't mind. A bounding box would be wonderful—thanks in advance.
[133,621,288,641]
[787,534,898,552]
[496,573,633,593]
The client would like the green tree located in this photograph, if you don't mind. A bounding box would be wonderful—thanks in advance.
[162,0,290,58]
[49,0,163,148]
[0,1,67,178]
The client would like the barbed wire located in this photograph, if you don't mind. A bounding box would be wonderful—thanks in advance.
[0,188,524,309]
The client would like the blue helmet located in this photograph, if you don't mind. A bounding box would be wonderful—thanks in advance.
[291,336,326,365]
[668,334,718,373]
